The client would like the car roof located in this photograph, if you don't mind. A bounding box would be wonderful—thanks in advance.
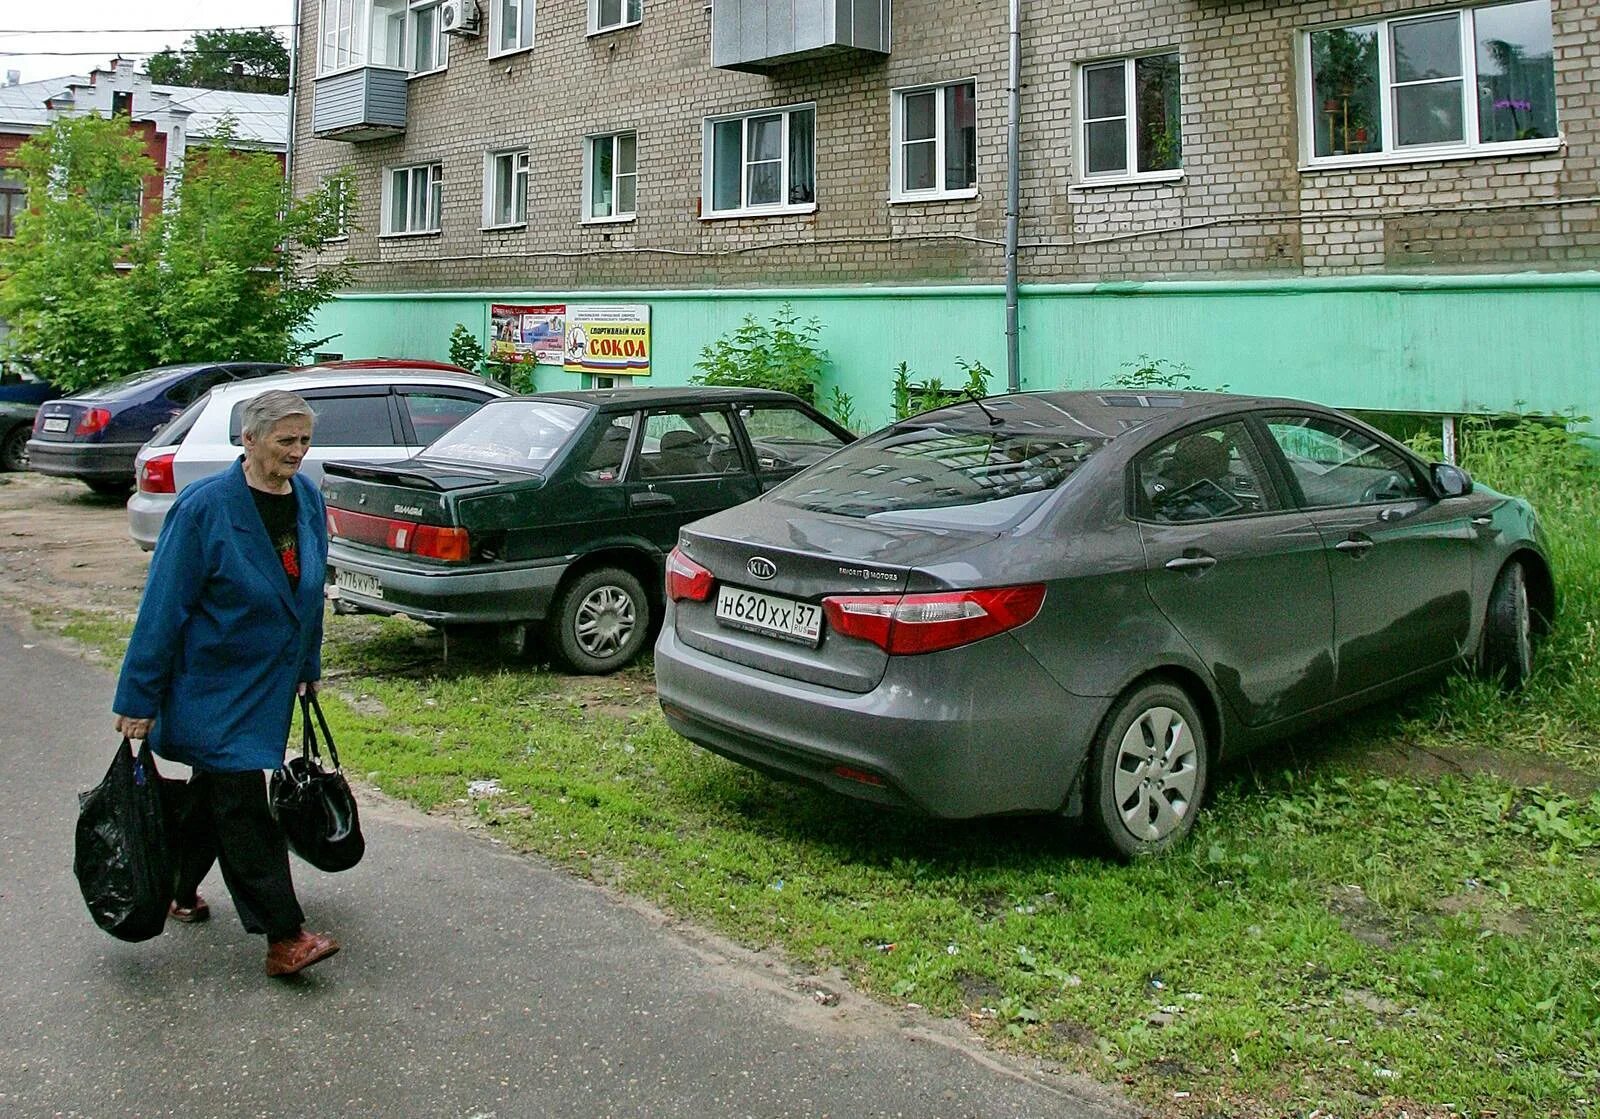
[287,358,471,375]
[908,390,1336,442]
[521,386,807,410]
[205,366,500,401]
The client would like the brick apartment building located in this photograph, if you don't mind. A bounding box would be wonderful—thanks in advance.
[290,0,1599,427]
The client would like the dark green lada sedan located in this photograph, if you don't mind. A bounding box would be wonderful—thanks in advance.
[321,387,854,674]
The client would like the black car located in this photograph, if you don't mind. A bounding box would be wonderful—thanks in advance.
[322,387,856,673]
[28,361,288,493]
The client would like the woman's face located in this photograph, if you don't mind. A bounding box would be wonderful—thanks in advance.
[243,414,313,485]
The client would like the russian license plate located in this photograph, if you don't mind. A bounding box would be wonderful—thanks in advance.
[335,568,383,600]
[42,417,69,433]
[715,586,821,646]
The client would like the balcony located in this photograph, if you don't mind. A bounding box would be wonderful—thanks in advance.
[312,66,408,142]
[712,0,890,74]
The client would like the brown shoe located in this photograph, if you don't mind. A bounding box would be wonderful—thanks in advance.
[169,896,210,923]
[265,930,339,977]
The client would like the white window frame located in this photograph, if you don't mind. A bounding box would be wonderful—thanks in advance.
[490,0,535,56]
[701,103,817,220]
[482,149,529,229]
[588,0,642,36]
[1299,3,1562,170]
[324,175,351,240]
[319,0,367,74]
[1074,52,1183,187]
[407,0,448,76]
[381,162,443,236]
[889,79,978,203]
[582,131,638,224]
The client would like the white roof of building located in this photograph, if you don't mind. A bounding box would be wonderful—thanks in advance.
[0,74,287,149]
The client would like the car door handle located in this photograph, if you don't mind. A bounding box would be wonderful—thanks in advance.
[629,491,676,510]
[1335,536,1374,556]
[1471,515,1493,526]
[1163,554,1217,573]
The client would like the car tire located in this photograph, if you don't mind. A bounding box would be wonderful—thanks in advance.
[1086,681,1209,860]
[548,566,650,675]
[0,424,28,472]
[1478,559,1533,690]
[85,478,133,497]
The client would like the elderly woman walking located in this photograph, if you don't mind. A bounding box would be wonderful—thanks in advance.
[112,390,338,977]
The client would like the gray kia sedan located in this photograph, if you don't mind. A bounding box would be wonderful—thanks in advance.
[654,391,1553,858]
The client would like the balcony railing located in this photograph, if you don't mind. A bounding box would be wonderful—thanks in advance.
[312,66,407,142]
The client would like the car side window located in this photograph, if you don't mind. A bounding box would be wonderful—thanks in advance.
[400,391,485,447]
[1263,415,1422,508]
[637,410,742,478]
[581,415,635,484]
[1135,421,1280,523]
[737,405,849,475]
[231,392,397,448]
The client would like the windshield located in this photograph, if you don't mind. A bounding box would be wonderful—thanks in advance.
[417,400,587,471]
[771,424,1103,522]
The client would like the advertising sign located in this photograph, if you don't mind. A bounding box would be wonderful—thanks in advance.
[564,304,651,376]
[489,304,566,365]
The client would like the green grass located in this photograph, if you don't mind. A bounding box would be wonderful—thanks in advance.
[45,418,1600,1118]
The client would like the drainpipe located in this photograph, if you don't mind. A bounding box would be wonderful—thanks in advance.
[1004,0,1021,392]
[284,2,299,193]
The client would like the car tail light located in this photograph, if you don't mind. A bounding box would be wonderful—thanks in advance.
[74,407,112,437]
[31,411,46,435]
[326,507,470,563]
[137,452,176,494]
[666,547,715,602]
[821,584,1046,656]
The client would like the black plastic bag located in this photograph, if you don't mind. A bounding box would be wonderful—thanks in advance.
[270,694,364,873]
[73,738,178,942]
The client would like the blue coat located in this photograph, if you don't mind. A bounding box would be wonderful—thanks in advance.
[113,460,327,772]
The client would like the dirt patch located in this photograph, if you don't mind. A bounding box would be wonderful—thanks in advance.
[1326,884,1398,950]
[0,473,150,623]
[1341,738,1597,798]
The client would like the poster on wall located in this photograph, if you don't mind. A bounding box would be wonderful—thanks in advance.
[489,304,566,364]
[563,304,651,376]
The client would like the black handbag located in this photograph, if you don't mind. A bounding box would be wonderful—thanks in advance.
[74,738,180,942]
[270,693,364,872]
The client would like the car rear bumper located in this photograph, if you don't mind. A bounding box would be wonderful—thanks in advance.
[653,610,1107,819]
[25,440,140,481]
[327,541,569,625]
[126,490,174,550]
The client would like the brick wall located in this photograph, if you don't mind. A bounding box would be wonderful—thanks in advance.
[291,0,1600,293]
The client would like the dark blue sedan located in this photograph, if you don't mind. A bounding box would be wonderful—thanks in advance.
[27,362,286,494]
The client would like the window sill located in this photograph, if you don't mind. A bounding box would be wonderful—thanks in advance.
[889,188,979,205]
[1299,137,1563,173]
[481,222,526,233]
[379,229,442,240]
[582,214,636,226]
[700,203,817,222]
[587,19,642,37]
[1070,170,1184,192]
[407,66,448,81]
[487,45,534,60]
[321,235,349,243]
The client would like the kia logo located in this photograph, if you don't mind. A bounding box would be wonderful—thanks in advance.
[747,556,777,581]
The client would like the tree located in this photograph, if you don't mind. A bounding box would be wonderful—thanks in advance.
[145,29,289,95]
[0,115,353,392]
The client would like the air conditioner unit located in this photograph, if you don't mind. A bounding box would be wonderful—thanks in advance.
[440,0,481,36]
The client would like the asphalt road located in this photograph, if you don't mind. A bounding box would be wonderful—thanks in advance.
[0,620,1134,1119]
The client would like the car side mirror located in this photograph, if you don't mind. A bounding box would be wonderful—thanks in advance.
[1431,462,1472,498]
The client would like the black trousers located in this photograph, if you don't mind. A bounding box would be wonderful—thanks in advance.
[174,770,304,941]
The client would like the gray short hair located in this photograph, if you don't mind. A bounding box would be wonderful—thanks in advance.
[241,390,315,442]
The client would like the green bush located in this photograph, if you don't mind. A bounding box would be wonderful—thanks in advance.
[692,303,826,403]
[891,357,993,420]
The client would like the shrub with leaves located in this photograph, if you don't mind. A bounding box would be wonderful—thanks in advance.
[891,357,994,420]
[1106,354,1228,392]
[692,303,826,404]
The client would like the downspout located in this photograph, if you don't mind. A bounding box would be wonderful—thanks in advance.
[1004,0,1021,392]
[284,2,300,193]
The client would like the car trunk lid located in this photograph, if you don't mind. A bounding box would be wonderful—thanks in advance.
[31,401,103,442]
[323,459,543,562]
[672,500,1001,693]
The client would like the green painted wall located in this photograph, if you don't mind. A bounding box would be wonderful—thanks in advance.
[312,273,1600,430]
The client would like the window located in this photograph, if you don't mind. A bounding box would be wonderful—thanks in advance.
[891,81,977,201]
[581,415,635,483]
[230,391,399,447]
[589,0,641,35]
[703,105,815,217]
[1134,423,1279,523]
[324,175,351,238]
[319,0,411,71]
[737,405,850,477]
[399,389,490,446]
[484,150,529,228]
[584,132,637,222]
[1263,415,1423,507]
[383,163,442,235]
[639,410,740,477]
[408,0,448,73]
[1078,53,1181,181]
[492,0,534,54]
[0,171,23,238]
[1304,0,1556,164]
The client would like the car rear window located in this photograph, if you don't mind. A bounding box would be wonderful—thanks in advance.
[771,424,1103,522]
[418,400,587,471]
[74,365,198,400]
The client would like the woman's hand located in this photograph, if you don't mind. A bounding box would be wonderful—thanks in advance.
[297,680,319,697]
[113,713,153,741]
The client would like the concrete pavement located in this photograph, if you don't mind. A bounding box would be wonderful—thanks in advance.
[0,619,1134,1119]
